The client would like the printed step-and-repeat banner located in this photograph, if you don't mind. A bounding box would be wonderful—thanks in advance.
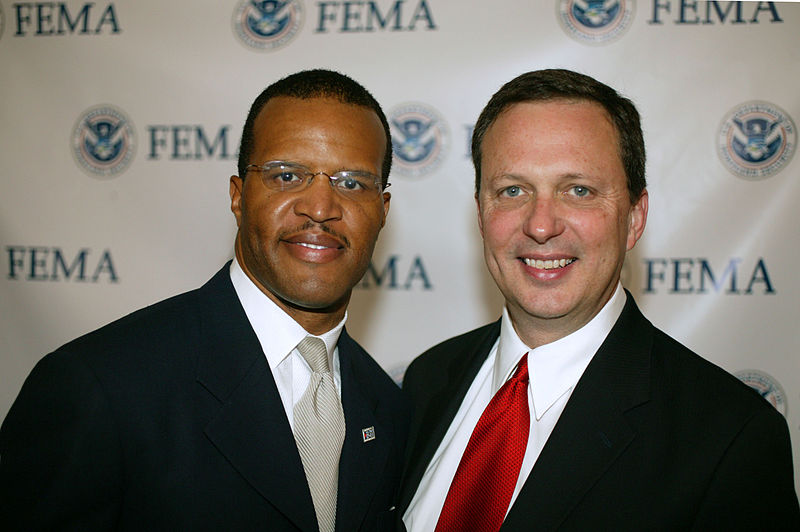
[1,1,798,492]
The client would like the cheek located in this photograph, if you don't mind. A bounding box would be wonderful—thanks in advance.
[347,205,385,251]
[246,194,291,228]
[240,208,283,255]
[573,209,627,254]
[482,210,520,248]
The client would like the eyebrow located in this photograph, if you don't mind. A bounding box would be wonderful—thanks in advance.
[488,171,595,182]
[265,160,379,176]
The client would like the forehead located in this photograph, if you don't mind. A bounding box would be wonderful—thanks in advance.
[481,100,622,176]
[255,95,378,123]
[252,96,385,157]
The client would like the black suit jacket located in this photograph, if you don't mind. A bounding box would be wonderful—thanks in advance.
[0,265,409,531]
[398,294,799,531]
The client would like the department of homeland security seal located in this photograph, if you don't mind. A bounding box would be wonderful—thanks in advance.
[233,0,304,51]
[71,105,136,178]
[735,369,787,417]
[557,0,634,45]
[717,101,796,180]
[389,103,449,178]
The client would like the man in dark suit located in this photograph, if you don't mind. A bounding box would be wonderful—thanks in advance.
[398,69,799,531]
[1,69,408,531]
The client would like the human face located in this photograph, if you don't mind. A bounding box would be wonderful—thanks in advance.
[477,100,647,347]
[230,96,390,333]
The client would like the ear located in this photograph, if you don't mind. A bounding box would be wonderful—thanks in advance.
[230,175,244,227]
[626,189,648,251]
[380,191,391,228]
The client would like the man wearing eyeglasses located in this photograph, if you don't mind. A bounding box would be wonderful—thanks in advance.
[1,69,408,532]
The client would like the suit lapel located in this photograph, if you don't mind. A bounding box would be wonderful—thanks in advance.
[397,321,501,513]
[502,294,653,530]
[195,266,317,532]
[335,330,391,532]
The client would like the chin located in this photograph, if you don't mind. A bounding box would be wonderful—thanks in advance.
[283,291,350,312]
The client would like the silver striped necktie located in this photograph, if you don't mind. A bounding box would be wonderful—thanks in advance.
[293,336,346,532]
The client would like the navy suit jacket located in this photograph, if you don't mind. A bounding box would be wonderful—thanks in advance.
[1,265,409,531]
[398,294,799,531]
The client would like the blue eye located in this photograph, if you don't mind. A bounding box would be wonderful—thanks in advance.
[572,186,590,197]
[502,186,522,198]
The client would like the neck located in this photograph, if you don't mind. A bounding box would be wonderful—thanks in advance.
[505,307,590,350]
[256,277,347,335]
[283,302,347,336]
[505,290,620,350]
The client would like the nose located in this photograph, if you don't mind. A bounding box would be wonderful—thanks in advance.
[522,195,565,244]
[292,173,343,223]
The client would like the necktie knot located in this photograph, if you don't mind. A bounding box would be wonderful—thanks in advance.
[297,336,329,374]
[509,353,529,387]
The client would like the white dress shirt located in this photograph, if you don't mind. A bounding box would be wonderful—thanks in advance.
[229,257,345,430]
[403,284,627,532]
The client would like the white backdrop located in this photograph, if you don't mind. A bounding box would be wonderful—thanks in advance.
[2,0,799,493]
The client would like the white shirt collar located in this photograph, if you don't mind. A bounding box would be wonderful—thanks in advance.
[494,283,627,420]
[229,256,346,370]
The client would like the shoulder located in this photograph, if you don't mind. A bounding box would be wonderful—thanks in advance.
[59,266,232,365]
[408,322,499,373]
[629,319,786,452]
[650,327,768,412]
[616,294,769,416]
[644,332,800,525]
[34,268,236,393]
[61,285,206,364]
[403,321,500,395]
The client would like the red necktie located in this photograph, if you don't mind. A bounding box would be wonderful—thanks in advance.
[435,354,530,532]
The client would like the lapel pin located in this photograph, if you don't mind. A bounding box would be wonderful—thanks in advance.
[362,426,376,442]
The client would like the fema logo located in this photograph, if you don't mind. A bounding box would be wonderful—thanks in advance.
[717,101,796,180]
[233,0,303,51]
[389,103,449,178]
[71,105,136,178]
[557,0,634,45]
[735,370,787,417]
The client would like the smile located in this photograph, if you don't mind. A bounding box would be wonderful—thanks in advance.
[522,258,576,270]
[282,228,347,250]
[296,242,334,250]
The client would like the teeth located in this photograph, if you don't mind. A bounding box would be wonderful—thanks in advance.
[298,243,328,250]
[523,258,575,270]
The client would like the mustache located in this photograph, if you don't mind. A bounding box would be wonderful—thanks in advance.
[278,221,350,249]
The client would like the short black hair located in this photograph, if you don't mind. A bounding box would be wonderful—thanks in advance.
[237,69,392,186]
[471,69,645,202]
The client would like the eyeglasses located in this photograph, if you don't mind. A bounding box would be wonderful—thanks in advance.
[244,161,388,200]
